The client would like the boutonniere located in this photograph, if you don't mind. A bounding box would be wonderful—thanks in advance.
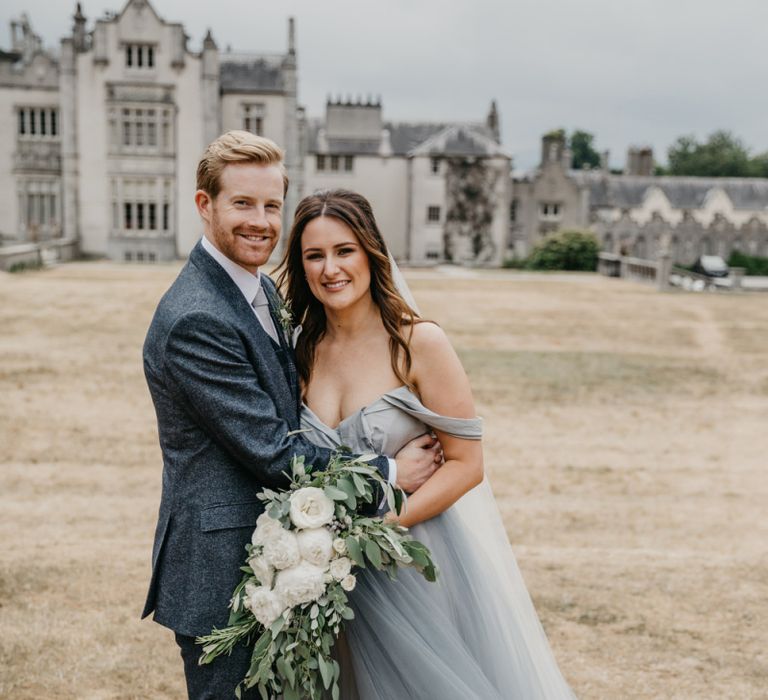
[275,296,294,340]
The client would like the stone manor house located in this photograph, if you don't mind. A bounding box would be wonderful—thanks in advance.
[0,0,509,266]
[2,0,767,267]
[509,133,768,265]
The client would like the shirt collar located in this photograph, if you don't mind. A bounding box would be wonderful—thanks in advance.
[201,235,261,305]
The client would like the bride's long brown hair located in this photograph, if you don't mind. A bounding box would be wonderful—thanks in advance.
[276,189,421,392]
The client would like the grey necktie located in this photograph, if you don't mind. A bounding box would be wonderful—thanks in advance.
[252,285,280,344]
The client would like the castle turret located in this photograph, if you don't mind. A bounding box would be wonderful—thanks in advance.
[486,100,500,143]
[626,146,654,176]
[201,29,220,145]
[72,3,88,53]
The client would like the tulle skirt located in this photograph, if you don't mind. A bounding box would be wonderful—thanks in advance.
[338,495,575,699]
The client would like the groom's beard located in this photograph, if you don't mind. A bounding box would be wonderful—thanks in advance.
[209,208,279,271]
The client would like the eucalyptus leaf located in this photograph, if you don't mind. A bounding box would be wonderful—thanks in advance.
[345,537,365,567]
[318,654,333,690]
[365,539,383,568]
[385,485,397,514]
[276,656,296,688]
[324,485,348,501]
[403,544,429,567]
[351,472,368,497]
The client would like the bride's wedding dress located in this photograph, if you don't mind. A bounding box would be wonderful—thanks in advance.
[301,386,575,699]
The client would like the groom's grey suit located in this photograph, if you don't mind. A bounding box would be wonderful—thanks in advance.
[141,241,389,694]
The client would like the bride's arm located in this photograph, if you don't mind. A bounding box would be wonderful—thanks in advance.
[388,322,484,528]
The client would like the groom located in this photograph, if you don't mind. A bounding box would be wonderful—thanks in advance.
[141,131,440,699]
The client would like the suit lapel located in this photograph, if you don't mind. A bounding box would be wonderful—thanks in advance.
[190,243,295,403]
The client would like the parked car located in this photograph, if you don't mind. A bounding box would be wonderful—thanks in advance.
[692,255,729,278]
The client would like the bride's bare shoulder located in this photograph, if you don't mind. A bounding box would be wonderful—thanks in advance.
[407,321,473,411]
[408,321,463,373]
[408,320,451,352]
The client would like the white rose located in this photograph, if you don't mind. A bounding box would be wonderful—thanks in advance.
[289,487,335,530]
[274,561,327,608]
[251,512,284,546]
[296,527,334,568]
[262,529,301,570]
[329,556,353,581]
[332,538,347,555]
[340,574,357,592]
[247,554,274,587]
[244,585,285,627]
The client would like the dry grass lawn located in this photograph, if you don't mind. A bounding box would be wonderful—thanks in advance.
[1,263,766,699]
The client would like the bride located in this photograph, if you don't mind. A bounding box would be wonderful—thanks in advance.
[277,189,575,699]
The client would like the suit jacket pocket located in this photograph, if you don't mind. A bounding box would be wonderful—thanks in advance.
[200,500,261,532]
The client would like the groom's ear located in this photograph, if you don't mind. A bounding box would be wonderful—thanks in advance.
[194,189,213,224]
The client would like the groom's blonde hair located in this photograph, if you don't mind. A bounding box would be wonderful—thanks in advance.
[196,130,288,198]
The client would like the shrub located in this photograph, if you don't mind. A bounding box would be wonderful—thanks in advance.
[8,259,44,273]
[526,230,599,271]
[727,251,768,276]
[502,257,528,269]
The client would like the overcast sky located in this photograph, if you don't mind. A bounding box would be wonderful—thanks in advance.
[4,0,767,170]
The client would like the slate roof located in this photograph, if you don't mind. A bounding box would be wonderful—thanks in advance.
[306,120,504,158]
[571,171,768,211]
[410,124,509,158]
[219,54,286,94]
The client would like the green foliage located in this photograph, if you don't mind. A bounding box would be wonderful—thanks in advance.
[543,128,602,170]
[751,152,768,178]
[502,257,528,269]
[570,130,601,170]
[544,128,566,140]
[727,250,768,276]
[667,130,767,177]
[9,259,43,273]
[526,230,599,272]
[444,157,498,261]
[197,452,438,700]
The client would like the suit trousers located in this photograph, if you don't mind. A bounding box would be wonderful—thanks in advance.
[175,633,260,700]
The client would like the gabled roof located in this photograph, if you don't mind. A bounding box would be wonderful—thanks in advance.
[306,120,505,158]
[386,122,451,154]
[409,124,509,158]
[220,54,286,94]
[571,171,768,211]
[116,0,164,25]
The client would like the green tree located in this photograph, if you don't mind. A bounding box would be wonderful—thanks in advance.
[526,230,599,271]
[569,130,601,170]
[667,131,755,177]
[751,152,768,178]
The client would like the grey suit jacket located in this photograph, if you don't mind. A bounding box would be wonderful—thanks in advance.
[141,241,389,636]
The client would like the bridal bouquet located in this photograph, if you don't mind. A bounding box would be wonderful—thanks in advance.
[196,451,437,700]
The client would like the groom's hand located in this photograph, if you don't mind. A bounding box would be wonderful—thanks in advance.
[393,433,443,493]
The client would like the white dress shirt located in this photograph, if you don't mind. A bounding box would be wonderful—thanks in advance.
[199,236,398,489]
[200,236,279,342]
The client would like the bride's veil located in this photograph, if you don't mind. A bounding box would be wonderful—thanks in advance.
[388,253,574,696]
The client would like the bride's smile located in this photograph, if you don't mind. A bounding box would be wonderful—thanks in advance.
[301,215,372,312]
